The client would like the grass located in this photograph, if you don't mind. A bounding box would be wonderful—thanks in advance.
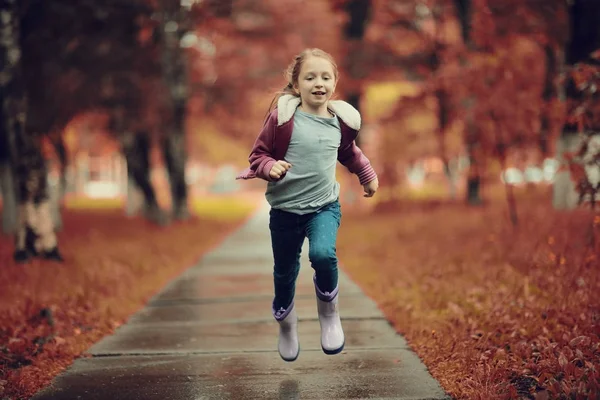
[63,195,258,222]
[338,186,600,399]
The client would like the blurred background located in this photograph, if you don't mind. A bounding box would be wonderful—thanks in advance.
[1,0,599,252]
[2,2,600,399]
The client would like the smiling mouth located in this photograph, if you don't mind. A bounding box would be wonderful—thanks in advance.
[312,91,326,95]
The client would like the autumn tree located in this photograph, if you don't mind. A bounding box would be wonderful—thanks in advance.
[554,0,600,208]
[24,0,199,228]
[332,0,372,147]
[437,0,570,206]
[188,0,341,142]
[153,0,194,220]
[361,0,456,194]
[20,0,157,229]
[1,0,65,262]
[1,0,199,261]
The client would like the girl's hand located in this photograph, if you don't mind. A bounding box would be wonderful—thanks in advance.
[363,177,379,198]
[269,160,292,179]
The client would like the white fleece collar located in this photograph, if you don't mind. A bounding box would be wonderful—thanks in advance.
[277,94,361,130]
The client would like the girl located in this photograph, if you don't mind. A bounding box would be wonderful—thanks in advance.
[237,48,379,361]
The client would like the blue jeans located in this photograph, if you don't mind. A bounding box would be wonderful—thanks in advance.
[269,200,341,312]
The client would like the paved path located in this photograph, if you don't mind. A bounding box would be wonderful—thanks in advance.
[33,202,450,400]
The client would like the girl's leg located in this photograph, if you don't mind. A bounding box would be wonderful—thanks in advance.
[305,200,341,293]
[306,200,344,355]
[269,208,305,314]
[269,208,304,362]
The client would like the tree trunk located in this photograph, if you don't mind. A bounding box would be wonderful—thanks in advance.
[207,0,233,17]
[435,86,458,198]
[1,0,62,263]
[121,131,167,225]
[343,0,371,40]
[342,0,371,148]
[465,122,483,205]
[565,0,600,66]
[1,110,16,233]
[13,139,63,262]
[159,4,190,220]
[49,134,66,231]
[491,114,518,225]
[553,132,581,209]
[125,175,143,217]
[443,157,460,199]
[0,161,17,234]
[461,93,483,205]
[453,0,472,47]
[346,93,362,147]
[539,44,558,156]
[429,6,458,199]
[466,174,482,204]
[551,0,600,209]
[162,126,189,220]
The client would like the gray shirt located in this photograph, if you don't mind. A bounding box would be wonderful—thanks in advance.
[265,108,341,214]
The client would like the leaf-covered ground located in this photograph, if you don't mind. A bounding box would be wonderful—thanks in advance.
[338,187,600,400]
[0,194,260,400]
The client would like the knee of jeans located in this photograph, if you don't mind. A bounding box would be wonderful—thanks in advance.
[274,269,298,283]
[309,246,337,268]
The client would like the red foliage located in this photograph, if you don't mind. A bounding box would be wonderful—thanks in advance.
[0,207,253,400]
[187,0,342,140]
[338,188,600,399]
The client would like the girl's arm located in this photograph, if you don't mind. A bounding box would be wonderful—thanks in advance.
[338,140,378,185]
[247,110,279,181]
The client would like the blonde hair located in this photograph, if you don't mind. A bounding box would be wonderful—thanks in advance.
[264,48,339,119]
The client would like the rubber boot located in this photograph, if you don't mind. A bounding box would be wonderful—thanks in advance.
[273,302,300,361]
[314,275,344,355]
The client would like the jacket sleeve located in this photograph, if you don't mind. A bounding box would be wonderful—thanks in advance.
[338,139,378,186]
[247,110,279,182]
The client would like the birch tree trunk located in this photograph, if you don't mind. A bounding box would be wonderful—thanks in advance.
[1,0,62,262]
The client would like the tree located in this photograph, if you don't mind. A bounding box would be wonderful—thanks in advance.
[17,0,197,228]
[335,0,372,147]
[362,0,458,195]
[149,0,196,221]
[553,0,600,208]
[442,0,569,206]
[1,0,63,262]
[2,0,197,261]
[187,0,341,141]
[453,0,471,46]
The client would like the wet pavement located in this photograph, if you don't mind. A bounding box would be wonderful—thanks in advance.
[33,202,450,400]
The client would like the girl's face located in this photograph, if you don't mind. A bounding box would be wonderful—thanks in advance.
[294,56,337,114]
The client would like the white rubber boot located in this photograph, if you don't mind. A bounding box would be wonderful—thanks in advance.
[273,303,299,362]
[314,277,345,355]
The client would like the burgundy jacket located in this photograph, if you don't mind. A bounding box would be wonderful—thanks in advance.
[236,95,377,186]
